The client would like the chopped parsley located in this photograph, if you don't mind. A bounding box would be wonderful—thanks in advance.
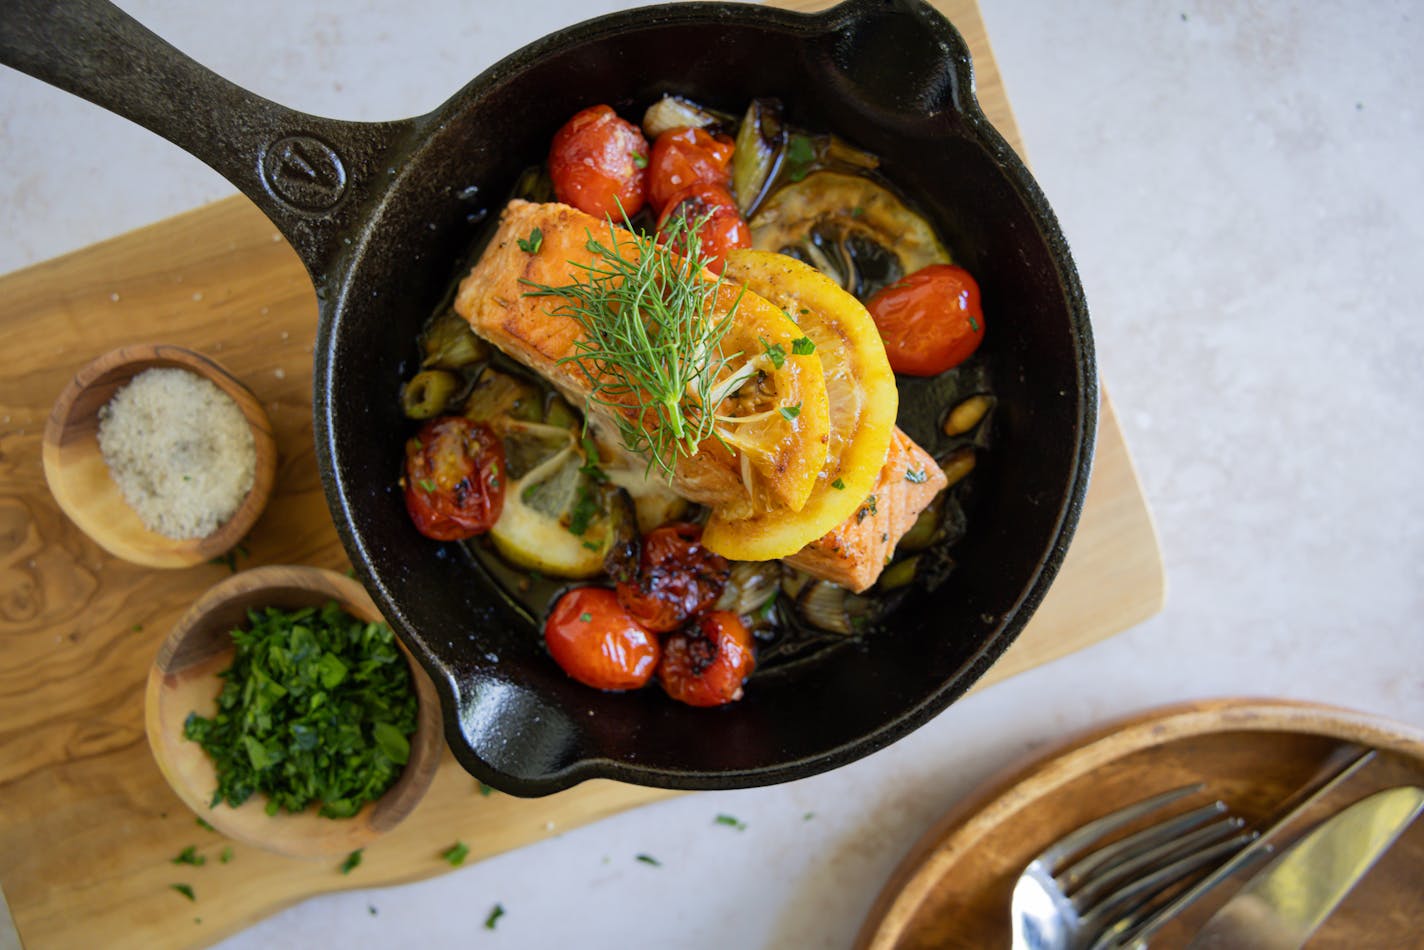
[633,152,649,169]
[195,817,214,832]
[485,903,505,930]
[905,469,928,484]
[761,337,787,369]
[714,814,747,831]
[220,846,233,864]
[173,846,205,866]
[579,436,608,483]
[779,403,801,421]
[580,612,593,623]
[857,495,879,522]
[341,849,363,875]
[581,540,600,551]
[171,884,195,902]
[831,478,846,490]
[182,604,419,821]
[442,841,470,866]
[791,336,816,356]
[968,315,981,332]
[516,227,543,254]
[477,781,494,796]
[419,478,438,493]
[850,206,865,217]
[567,484,600,536]
[636,853,662,867]
[786,135,816,182]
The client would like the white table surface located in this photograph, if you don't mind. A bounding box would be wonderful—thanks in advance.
[2,1,1421,947]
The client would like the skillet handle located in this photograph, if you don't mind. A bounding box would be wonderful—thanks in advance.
[0,0,415,287]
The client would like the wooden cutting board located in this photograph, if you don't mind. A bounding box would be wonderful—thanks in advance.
[0,1,1164,947]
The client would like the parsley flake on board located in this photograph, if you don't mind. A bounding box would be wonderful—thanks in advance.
[516,227,544,254]
[485,903,505,929]
[442,841,470,866]
[636,853,662,867]
[714,814,747,831]
[173,845,205,866]
[181,603,419,821]
[171,884,196,902]
[341,849,363,875]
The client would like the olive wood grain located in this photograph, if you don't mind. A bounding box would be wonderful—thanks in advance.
[854,699,1424,950]
[145,566,443,859]
[0,1,1164,946]
[41,343,277,568]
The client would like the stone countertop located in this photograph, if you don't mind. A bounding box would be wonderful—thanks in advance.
[1,1,1420,947]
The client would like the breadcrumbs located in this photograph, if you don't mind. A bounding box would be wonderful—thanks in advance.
[97,368,256,539]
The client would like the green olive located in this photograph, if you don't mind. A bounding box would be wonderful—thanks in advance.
[421,309,488,370]
[401,370,461,419]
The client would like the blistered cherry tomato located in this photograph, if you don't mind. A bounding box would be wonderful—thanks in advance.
[616,522,729,633]
[548,105,649,219]
[864,264,985,376]
[658,611,756,707]
[403,416,505,541]
[656,183,751,273]
[545,587,661,691]
[647,127,735,214]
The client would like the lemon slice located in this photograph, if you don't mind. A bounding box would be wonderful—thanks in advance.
[701,250,897,560]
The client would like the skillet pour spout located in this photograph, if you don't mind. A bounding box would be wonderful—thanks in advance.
[0,0,1095,796]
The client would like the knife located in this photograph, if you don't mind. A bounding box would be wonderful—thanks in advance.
[1184,785,1424,950]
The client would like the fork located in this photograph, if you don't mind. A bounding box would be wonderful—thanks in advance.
[1010,784,1256,950]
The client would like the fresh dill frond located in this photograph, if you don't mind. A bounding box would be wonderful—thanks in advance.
[521,213,744,479]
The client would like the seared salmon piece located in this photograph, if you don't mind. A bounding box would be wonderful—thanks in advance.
[785,428,947,592]
[453,200,828,521]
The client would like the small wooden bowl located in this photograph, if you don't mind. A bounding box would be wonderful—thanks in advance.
[42,343,277,568]
[145,565,444,859]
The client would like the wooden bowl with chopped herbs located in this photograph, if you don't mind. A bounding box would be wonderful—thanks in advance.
[42,343,277,568]
[144,565,443,858]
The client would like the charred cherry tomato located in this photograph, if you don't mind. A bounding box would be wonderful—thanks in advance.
[658,611,756,707]
[656,183,751,273]
[547,105,649,219]
[646,126,735,215]
[616,522,729,633]
[403,416,506,541]
[865,264,985,376]
[545,587,661,691]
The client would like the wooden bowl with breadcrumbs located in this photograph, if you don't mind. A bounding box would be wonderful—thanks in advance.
[43,343,277,568]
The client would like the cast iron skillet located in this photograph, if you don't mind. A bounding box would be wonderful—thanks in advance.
[2,0,1095,796]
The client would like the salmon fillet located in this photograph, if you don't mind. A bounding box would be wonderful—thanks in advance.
[453,200,828,521]
[784,428,948,592]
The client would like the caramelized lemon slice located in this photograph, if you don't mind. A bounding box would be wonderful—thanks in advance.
[701,250,897,560]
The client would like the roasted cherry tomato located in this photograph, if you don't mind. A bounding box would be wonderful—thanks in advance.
[616,522,729,633]
[658,611,756,707]
[545,587,661,691]
[864,264,985,376]
[548,104,649,219]
[403,416,506,541]
[657,183,751,273]
[646,126,735,214]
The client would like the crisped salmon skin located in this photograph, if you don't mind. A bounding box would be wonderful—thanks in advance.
[454,200,828,519]
[785,428,948,592]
